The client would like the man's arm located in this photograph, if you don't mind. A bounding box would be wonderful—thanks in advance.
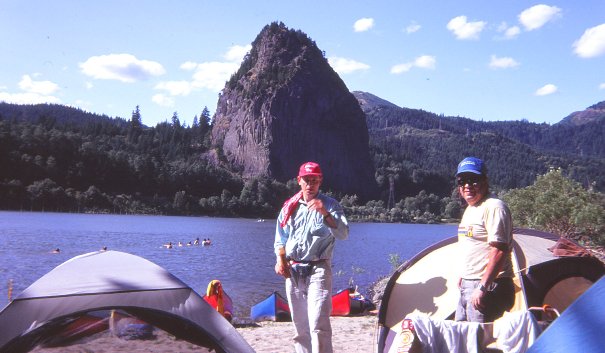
[307,198,349,238]
[274,246,290,278]
[274,213,291,278]
[471,241,509,310]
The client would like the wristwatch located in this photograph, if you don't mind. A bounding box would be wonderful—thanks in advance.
[479,282,496,292]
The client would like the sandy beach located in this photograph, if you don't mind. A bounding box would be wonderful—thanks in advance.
[30,314,379,353]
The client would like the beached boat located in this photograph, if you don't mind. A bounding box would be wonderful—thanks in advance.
[250,291,291,322]
[331,288,375,316]
[330,288,352,316]
[41,312,110,347]
[109,310,154,340]
[203,279,234,322]
[250,288,374,321]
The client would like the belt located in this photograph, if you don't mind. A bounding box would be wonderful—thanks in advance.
[289,259,326,265]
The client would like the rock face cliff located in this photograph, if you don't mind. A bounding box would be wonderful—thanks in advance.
[211,22,377,200]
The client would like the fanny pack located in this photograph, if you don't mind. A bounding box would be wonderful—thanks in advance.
[289,260,325,286]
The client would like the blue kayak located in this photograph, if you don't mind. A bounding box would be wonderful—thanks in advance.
[250,292,291,322]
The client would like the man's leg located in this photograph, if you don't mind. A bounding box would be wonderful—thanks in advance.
[287,277,312,353]
[308,262,333,353]
[456,279,487,322]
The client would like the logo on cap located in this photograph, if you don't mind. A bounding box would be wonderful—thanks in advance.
[298,162,322,177]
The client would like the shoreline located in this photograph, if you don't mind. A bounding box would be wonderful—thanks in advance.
[30,314,379,353]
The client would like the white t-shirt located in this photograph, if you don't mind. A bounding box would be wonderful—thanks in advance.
[458,197,514,279]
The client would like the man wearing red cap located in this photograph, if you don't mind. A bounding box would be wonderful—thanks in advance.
[274,161,349,353]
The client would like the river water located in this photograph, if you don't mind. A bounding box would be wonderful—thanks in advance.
[0,211,455,317]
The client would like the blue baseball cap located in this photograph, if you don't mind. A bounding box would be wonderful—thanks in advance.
[456,157,486,176]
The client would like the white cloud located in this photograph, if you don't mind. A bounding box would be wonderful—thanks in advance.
[391,55,436,74]
[489,55,520,69]
[73,99,92,111]
[573,23,605,58]
[391,63,413,74]
[223,44,252,62]
[519,5,561,31]
[154,81,193,96]
[0,74,61,105]
[496,22,520,39]
[327,57,370,74]
[0,92,61,104]
[158,45,250,98]
[414,55,436,69]
[599,83,605,89]
[406,22,421,34]
[505,26,521,39]
[152,93,174,107]
[354,18,374,32]
[535,84,558,96]
[180,61,198,71]
[18,74,59,95]
[447,16,486,40]
[191,61,240,92]
[80,54,165,83]
[85,82,94,90]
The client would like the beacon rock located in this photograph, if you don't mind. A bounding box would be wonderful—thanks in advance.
[211,22,377,200]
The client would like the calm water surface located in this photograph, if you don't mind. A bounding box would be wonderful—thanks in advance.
[0,211,455,317]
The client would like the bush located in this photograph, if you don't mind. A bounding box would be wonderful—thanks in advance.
[503,168,605,246]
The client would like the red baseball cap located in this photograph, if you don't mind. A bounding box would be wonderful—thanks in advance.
[298,162,322,177]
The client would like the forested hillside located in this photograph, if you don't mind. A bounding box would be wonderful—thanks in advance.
[1,98,604,221]
[355,92,605,204]
[0,103,280,217]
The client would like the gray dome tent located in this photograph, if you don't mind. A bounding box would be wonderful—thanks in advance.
[0,250,254,353]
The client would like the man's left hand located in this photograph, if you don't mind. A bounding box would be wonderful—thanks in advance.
[471,288,486,311]
[306,198,326,214]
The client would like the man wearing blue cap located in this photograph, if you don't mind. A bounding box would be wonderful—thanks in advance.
[454,157,515,323]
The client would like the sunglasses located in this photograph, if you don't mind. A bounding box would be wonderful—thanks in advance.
[457,177,483,187]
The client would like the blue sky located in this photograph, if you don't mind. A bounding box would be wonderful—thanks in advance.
[1,1,604,126]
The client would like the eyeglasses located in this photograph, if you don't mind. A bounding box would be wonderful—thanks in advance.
[457,177,482,187]
[301,177,322,185]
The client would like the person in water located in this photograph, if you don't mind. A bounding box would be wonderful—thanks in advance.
[274,161,349,353]
[454,157,515,323]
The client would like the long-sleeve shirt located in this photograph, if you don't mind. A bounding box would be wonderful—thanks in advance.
[274,193,349,262]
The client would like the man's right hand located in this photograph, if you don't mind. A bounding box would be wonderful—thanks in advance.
[275,258,291,278]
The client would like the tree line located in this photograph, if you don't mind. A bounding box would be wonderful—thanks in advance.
[1,103,603,249]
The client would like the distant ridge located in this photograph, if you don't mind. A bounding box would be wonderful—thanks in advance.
[353,91,400,110]
[560,101,605,126]
[0,102,127,128]
[353,91,605,194]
